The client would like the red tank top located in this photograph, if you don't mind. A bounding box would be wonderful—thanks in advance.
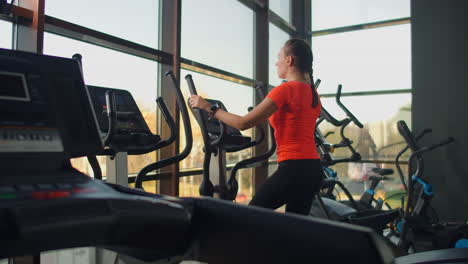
[267,81,321,162]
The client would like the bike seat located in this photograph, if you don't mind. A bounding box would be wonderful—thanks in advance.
[372,168,394,176]
[369,175,392,182]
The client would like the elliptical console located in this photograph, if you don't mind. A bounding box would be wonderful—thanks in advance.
[87,85,162,155]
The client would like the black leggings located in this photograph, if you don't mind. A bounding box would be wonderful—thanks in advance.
[249,159,323,215]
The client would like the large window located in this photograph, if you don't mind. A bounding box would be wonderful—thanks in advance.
[269,0,291,23]
[44,33,159,177]
[312,0,410,31]
[311,1,412,210]
[45,0,160,49]
[181,0,254,78]
[269,23,290,86]
[312,24,411,94]
[0,20,12,49]
[179,0,255,201]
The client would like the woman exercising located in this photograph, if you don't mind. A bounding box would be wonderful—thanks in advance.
[189,39,323,215]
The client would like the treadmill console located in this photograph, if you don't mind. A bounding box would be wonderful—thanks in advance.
[0,49,191,261]
[0,48,102,160]
[0,62,62,154]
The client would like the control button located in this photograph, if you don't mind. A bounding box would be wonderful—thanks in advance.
[36,184,54,190]
[31,191,71,200]
[16,185,35,192]
[49,191,71,198]
[72,188,98,194]
[56,183,73,189]
[31,192,47,200]
[17,133,26,141]
[0,193,16,199]
[0,186,16,193]
[75,183,90,188]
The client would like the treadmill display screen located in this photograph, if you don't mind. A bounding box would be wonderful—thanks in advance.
[0,71,30,102]
[0,48,103,157]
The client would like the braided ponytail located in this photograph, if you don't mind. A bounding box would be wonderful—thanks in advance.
[309,69,318,107]
[284,39,319,108]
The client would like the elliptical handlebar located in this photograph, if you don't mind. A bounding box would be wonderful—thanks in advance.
[314,78,321,89]
[184,74,221,151]
[102,90,117,146]
[406,137,455,165]
[316,118,361,167]
[320,108,349,127]
[209,121,226,148]
[316,79,349,127]
[134,70,193,190]
[397,120,419,152]
[224,83,277,200]
[185,74,199,96]
[338,120,361,161]
[336,84,363,128]
[315,82,364,166]
[395,128,432,191]
[164,71,193,160]
[152,97,177,149]
[225,125,265,153]
[254,82,268,100]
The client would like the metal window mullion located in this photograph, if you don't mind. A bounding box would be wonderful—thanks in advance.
[291,0,311,41]
[158,0,181,196]
[44,16,172,64]
[268,9,295,36]
[181,58,256,87]
[311,17,411,37]
[237,0,264,11]
[4,4,34,21]
[14,0,44,53]
[251,0,269,194]
[320,89,412,98]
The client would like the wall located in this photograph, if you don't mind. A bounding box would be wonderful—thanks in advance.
[412,0,468,221]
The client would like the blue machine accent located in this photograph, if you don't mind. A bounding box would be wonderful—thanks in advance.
[365,189,375,195]
[396,219,405,233]
[323,167,338,179]
[412,175,433,196]
[455,239,468,248]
